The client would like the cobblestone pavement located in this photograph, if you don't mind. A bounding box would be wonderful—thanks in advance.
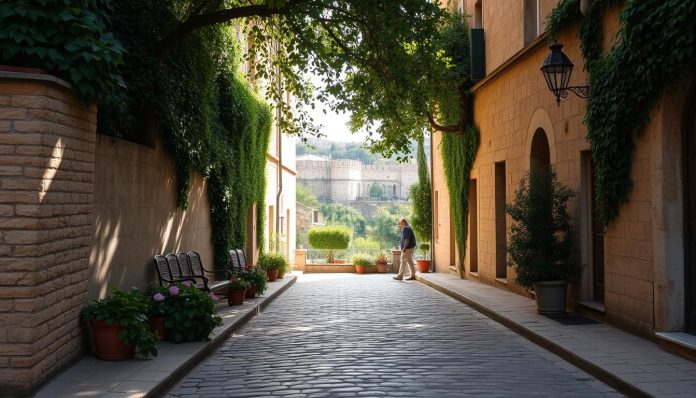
[169,274,620,397]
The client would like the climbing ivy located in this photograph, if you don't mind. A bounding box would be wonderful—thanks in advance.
[547,0,696,227]
[99,1,272,268]
[441,126,479,271]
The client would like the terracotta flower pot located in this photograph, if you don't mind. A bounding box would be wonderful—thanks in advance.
[149,315,168,341]
[416,259,431,273]
[229,288,246,305]
[90,319,135,361]
[376,262,388,273]
[245,285,257,299]
[266,269,279,282]
[355,265,366,274]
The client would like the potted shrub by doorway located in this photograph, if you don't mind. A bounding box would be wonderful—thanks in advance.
[259,252,288,282]
[81,288,158,360]
[506,167,575,315]
[415,243,431,273]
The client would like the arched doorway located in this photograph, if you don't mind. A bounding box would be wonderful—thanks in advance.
[683,87,696,334]
[530,128,550,172]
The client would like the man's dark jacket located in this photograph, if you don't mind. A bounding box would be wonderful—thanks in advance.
[400,225,416,250]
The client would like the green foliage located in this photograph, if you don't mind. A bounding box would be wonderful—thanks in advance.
[237,266,269,296]
[354,237,381,250]
[418,243,431,258]
[320,203,367,236]
[0,0,126,104]
[369,184,386,199]
[229,279,251,291]
[441,125,480,271]
[97,2,272,267]
[351,253,374,267]
[506,168,575,288]
[154,282,222,343]
[409,135,432,243]
[258,252,289,271]
[546,0,696,227]
[369,204,411,249]
[374,252,389,264]
[308,225,351,263]
[297,184,320,208]
[81,288,158,357]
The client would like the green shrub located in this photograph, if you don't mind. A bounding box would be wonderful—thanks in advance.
[354,237,381,250]
[81,288,158,357]
[506,168,575,288]
[374,252,389,264]
[237,266,269,296]
[352,253,373,267]
[410,135,432,243]
[258,252,289,271]
[229,279,251,290]
[418,243,431,259]
[308,226,351,263]
[154,283,223,343]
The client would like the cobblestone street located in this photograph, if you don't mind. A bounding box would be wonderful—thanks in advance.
[169,274,620,397]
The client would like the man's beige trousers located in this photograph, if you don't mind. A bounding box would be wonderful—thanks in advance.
[397,248,416,278]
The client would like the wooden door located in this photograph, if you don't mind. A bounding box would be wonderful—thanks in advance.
[684,91,696,334]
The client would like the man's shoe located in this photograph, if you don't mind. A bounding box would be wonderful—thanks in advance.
[406,276,417,280]
[393,276,403,280]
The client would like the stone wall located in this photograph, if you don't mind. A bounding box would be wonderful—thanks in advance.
[0,73,96,396]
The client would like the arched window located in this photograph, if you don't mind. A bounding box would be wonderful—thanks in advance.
[530,128,550,172]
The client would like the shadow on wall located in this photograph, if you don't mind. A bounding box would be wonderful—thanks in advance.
[88,135,214,299]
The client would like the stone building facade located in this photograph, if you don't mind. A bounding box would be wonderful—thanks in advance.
[296,154,418,203]
[431,0,696,351]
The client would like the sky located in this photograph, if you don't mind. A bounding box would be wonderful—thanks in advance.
[307,104,368,143]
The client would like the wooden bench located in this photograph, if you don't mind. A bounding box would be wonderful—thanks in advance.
[153,251,234,305]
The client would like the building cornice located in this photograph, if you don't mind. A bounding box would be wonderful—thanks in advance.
[266,153,297,176]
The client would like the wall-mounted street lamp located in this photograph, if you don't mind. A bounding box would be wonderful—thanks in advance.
[540,43,589,106]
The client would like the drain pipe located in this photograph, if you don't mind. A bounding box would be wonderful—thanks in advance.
[429,132,435,272]
[274,46,283,254]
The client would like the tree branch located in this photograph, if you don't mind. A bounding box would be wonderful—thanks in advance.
[427,113,462,133]
[157,1,309,58]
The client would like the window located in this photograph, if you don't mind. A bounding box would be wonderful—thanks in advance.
[474,0,483,29]
[495,162,507,279]
[524,0,540,46]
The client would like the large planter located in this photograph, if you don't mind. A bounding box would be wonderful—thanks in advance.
[245,285,257,299]
[149,315,168,341]
[266,269,279,282]
[277,268,286,279]
[355,265,366,274]
[229,289,246,305]
[376,262,388,273]
[416,259,431,273]
[90,319,135,361]
[533,280,568,315]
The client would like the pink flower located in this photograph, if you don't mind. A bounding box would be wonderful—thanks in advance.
[168,285,179,296]
[182,281,193,288]
[153,293,165,302]
[208,292,218,300]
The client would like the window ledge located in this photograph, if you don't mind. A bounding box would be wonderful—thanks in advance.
[495,277,508,285]
[469,271,479,279]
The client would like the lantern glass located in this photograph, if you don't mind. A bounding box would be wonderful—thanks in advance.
[540,43,574,93]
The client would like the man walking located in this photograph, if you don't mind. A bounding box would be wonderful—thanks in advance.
[393,217,417,281]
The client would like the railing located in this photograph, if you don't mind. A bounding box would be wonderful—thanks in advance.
[304,248,426,263]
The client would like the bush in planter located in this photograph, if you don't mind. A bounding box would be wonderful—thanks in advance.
[160,283,223,343]
[418,243,431,259]
[308,226,351,263]
[81,288,158,359]
[237,266,269,296]
[258,252,288,271]
[506,167,575,288]
[352,253,373,273]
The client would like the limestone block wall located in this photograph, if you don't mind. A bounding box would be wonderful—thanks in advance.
[0,73,96,396]
[89,135,214,299]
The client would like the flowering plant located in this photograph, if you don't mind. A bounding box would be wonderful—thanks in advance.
[237,266,269,296]
[229,278,251,290]
[148,282,222,343]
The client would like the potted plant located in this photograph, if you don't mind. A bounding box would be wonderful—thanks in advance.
[147,285,170,341]
[277,257,291,279]
[81,288,158,361]
[228,279,250,305]
[258,252,288,281]
[161,283,223,342]
[416,243,431,273]
[238,266,269,298]
[506,167,575,315]
[374,252,389,273]
[308,226,351,263]
[352,253,373,274]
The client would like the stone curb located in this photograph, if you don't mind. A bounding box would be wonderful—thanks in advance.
[147,275,297,397]
[417,274,651,398]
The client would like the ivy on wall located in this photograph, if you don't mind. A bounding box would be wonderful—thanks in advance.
[441,126,479,270]
[97,1,272,268]
[1,0,273,269]
[547,0,696,227]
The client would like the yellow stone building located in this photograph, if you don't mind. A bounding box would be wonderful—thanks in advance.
[432,0,696,349]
